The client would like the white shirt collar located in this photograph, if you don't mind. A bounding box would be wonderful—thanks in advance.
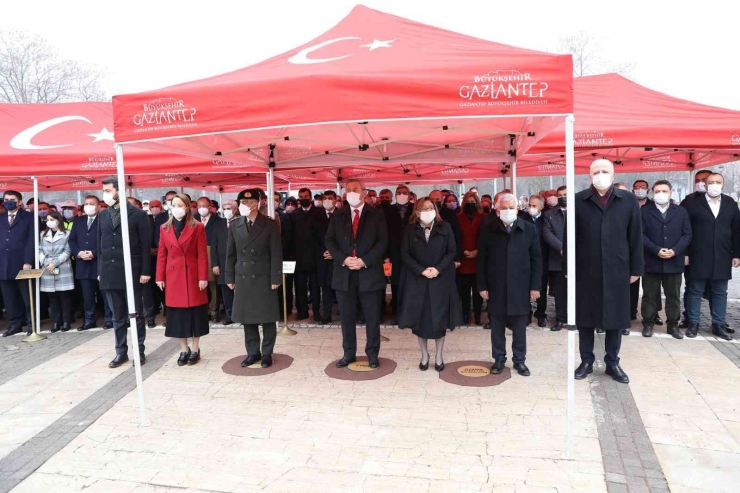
[706,193,722,204]
[351,203,365,216]
[656,202,670,213]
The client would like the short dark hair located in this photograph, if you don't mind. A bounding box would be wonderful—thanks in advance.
[695,170,712,178]
[210,200,219,208]
[26,198,34,205]
[556,186,567,193]
[708,172,724,181]
[101,176,119,191]
[38,201,50,207]
[323,190,337,199]
[285,197,298,206]
[652,180,672,191]
[298,187,311,196]
[481,194,492,201]
[3,190,22,202]
[165,190,177,197]
[84,195,100,203]
[380,188,392,195]
[633,180,649,189]
[314,193,322,200]
[396,185,410,194]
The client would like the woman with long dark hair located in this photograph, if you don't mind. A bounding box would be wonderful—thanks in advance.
[457,191,485,325]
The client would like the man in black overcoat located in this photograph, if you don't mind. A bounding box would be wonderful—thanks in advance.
[325,179,389,369]
[682,172,740,340]
[382,185,414,322]
[478,194,541,377]
[572,159,643,384]
[97,176,152,368]
[543,186,567,331]
[291,188,322,321]
[315,190,338,324]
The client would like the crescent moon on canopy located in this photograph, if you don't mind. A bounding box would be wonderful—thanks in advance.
[288,37,362,65]
[10,116,92,150]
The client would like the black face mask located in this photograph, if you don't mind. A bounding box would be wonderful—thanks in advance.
[558,197,567,207]
[482,206,491,214]
[463,203,477,214]
[434,200,442,207]
[299,198,311,208]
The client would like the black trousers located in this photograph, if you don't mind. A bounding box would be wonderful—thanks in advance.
[48,290,73,325]
[490,314,527,364]
[0,279,30,329]
[390,283,400,314]
[458,273,482,323]
[104,288,146,356]
[79,279,101,325]
[243,322,277,357]
[579,327,621,366]
[220,284,234,319]
[553,270,567,323]
[336,271,382,358]
[642,273,682,326]
[631,277,661,319]
[317,259,335,319]
[142,279,157,321]
[294,270,319,316]
[533,270,549,318]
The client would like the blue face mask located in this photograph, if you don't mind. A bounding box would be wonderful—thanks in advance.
[38,211,49,218]
[3,200,18,211]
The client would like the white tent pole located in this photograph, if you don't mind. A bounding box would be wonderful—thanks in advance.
[77,190,83,205]
[688,170,693,194]
[33,177,40,334]
[550,176,554,190]
[115,144,150,427]
[267,169,275,217]
[564,114,576,459]
[512,160,517,197]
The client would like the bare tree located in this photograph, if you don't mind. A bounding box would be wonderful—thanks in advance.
[558,32,635,78]
[0,30,107,103]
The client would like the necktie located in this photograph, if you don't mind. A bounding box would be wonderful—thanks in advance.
[87,217,93,230]
[8,214,14,226]
[352,209,360,256]
[247,220,252,233]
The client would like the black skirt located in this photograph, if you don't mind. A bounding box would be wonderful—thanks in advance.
[164,304,209,339]
[411,284,452,340]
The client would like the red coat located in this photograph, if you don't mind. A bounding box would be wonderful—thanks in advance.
[156,221,209,308]
[457,212,484,274]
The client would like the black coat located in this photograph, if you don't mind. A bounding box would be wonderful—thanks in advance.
[543,208,565,271]
[383,202,413,285]
[277,210,293,260]
[211,218,235,285]
[570,186,643,330]
[439,207,463,262]
[325,205,388,292]
[520,212,549,274]
[97,202,152,290]
[398,221,462,330]
[202,214,223,246]
[315,207,335,278]
[641,203,692,274]
[477,217,541,317]
[681,193,740,280]
[68,215,101,280]
[290,206,321,271]
[224,214,282,323]
[0,209,35,280]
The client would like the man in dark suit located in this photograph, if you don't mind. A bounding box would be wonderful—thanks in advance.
[630,179,661,326]
[212,200,238,324]
[277,197,295,319]
[291,188,322,321]
[196,196,224,321]
[683,172,740,340]
[382,185,414,323]
[572,159,643,384]
[478,194,541,376]
[641,180,692,339]
[98,176,152,368]
[0,190,34,337]
[326,178,389,369]
[520,194,549,327]
[315,190,338,324]
[543,186,567,331]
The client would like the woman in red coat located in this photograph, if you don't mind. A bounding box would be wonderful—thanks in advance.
[156,194,209,366]
[457,191,485,326]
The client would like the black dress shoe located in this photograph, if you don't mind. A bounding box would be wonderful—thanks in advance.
[222,319,233,326]
[77,322,96,331]
[187,350,201,366]
[642,325,654,337]
[336,355,356,368]
[621,328,630,336]
[241,354,261,367]
[357,317,365,325]
[605,365,630,384]
[391,318,398,326]
[550,322,564,332]
[26,329,32,336]
[667,324,684,340]
[419,359,429,371]
[103,322,114,329]
[653,316,664,326]
[3,327,22,337]
[321,315,332,325]
[178,349,191,366]
[491,359,506,374]
[596,327,605,334]
[725,324,735,334]
[147,319,156,329]
[260,355,273,368]
[475,318,482,326]
[368,357,380,369]
[679,319,689,329]
[711,323,732,341]
[434,361,444,372]
[483,324,490,330]
[537,317,547,328]
[685,323,699,338]
[138,353,146,365]
[61,323,71,333]
[50,323,61,333]
[513,362,530,376]
[574,362,593,380]
[109,354,129,368]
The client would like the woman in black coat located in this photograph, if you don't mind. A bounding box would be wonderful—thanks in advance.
[398,197,462,372]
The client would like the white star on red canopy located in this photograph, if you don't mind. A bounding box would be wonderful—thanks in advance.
[88,127,115,143]
[360,39,395,51]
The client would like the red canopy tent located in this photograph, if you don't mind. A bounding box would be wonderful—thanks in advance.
[516,74,740,176]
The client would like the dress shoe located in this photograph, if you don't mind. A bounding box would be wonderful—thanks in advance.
[138,353,146,365]
[50,323,61,333]
[725,324,735,334]
[321,315,332,325]
[605,365,630,384]
[357,316,365,325]
[711,323,732,341]
[109,354,129,368]
[241,354,261,367]
[26,328,31,336]
[679,319,688,329]
[222,319,233,326]
[435,361,444,372]
[641,324,654,338]
[147,319,156,329]
[313,314,322,324]
[419,359,429,371]
[667,324,684,340]
[621,328,630,336]
[77,322,96,331]
[513,362,530,376]
[187,350,201,366]
[537,317,547,328]
[368,357,380,369]
[335,355,356,368]
[61,323,71,333]
[475,318,482,326]
[574,362,593,380]
[3,327,22,337]
[178,349,191,366]
[103,322,114,330]
[491,359,506,374]
[550,322,565,332]
[391,318,398,326]
[260,355,273,368]
[653,315,664,326]
[596,327,605,334]
[685,322,699,338]
[483,324,490,330]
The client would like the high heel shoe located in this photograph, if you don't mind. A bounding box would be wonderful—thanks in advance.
[419,359,429,371]
[435,361,445,372]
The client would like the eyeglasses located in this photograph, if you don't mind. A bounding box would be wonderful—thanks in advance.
[420,207,436,212]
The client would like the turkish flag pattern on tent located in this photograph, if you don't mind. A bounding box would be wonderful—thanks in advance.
[517,74,740,176]
[112,5,573,169]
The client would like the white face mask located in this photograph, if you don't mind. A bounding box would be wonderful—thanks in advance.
[396,194,409,205]
[694,181,707,193]
[323,199,335,210]
[197,207,209,217]
[239,204,253,217]
[420,210,436,224]
[84,205,97,216]
[653,192,670,205]
[163,201,172,211]
[171,207,186,220]
[346,192,362,207]
[707,183,722,197]
[546,196,558,207]
[63,210,75,219]
[499,209,518,224]
[633,189,648,199]
[46,220,59,230]
[528,207,540,217]
[103,191,117,207]
[222,209,233,220]
[314,200,322,208]
[592,173,613,191]
[370,197,377,204]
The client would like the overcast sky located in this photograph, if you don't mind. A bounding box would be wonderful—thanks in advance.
[2,0,739,110]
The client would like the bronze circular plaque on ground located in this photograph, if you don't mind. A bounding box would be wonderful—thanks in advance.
[221,353,293,376]
[440,360,511,387]
[325,357,396,381]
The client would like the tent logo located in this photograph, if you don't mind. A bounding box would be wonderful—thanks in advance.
[161,174,186,183]
[574,131,613,147]
[440,167,470,175]
[459,70,548,107]
[732,134,740,144]
[643,155,674,169]
[133,97,197,133]
[81,155,116,171]
[212,158,249,169]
